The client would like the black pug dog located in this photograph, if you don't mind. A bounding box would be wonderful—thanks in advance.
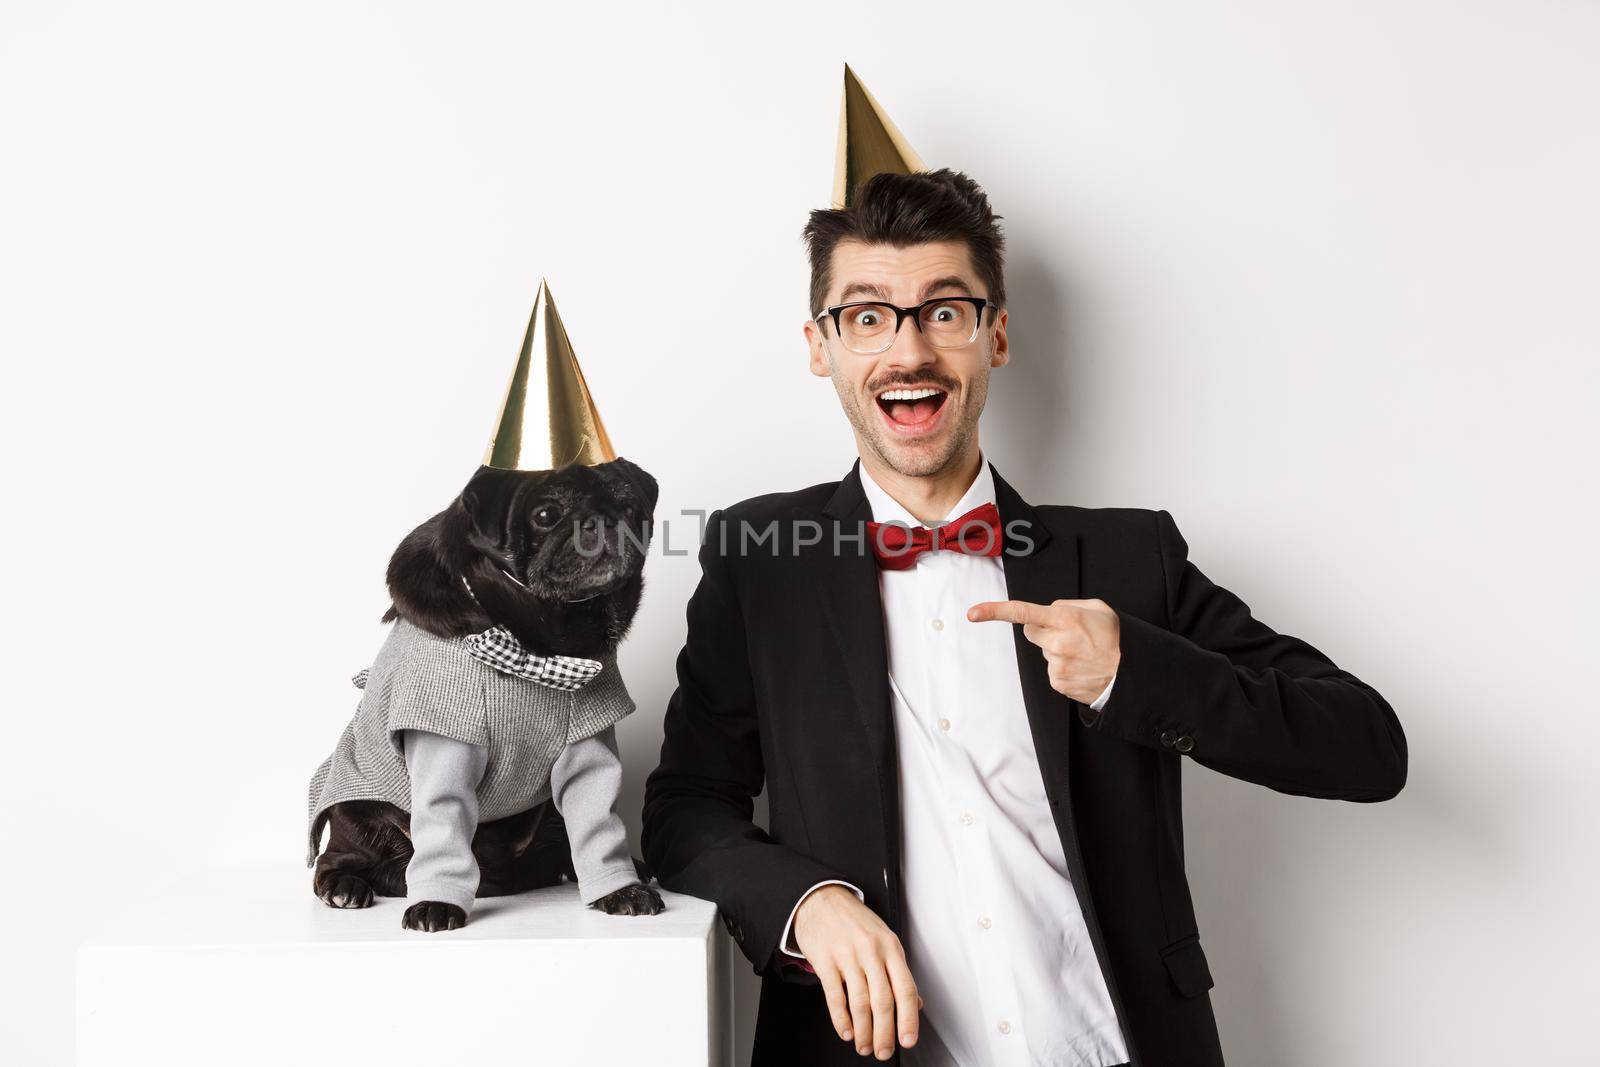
[310,457,665,929]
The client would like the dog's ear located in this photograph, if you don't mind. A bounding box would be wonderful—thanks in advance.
[458,486,495,544]
[384,508,484,637]
[614,457,659,513]
[458,468,524,551]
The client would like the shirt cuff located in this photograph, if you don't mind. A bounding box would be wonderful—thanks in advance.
[1090,671,1117,712]
[779,880,865,959]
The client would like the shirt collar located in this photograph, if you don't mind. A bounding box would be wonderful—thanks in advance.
[857,453,996,528]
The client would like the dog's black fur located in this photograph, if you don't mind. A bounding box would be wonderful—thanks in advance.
[312,458,665,930]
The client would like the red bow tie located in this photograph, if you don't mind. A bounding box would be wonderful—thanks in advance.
[867,502,1004,570]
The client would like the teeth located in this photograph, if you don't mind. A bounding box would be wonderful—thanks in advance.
[879,387,943,401]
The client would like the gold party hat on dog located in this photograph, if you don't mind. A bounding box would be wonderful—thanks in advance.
[483,279,616,471]
[833,64,926,209]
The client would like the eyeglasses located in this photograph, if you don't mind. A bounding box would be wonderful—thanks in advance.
[815,296,999,355]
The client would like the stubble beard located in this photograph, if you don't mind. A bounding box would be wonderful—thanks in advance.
[829,354,991,481]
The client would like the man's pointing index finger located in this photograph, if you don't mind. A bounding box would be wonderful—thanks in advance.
[967,600,1047,625]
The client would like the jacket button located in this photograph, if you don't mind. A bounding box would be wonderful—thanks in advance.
[1078,705,1101,727]
[1175,735,1195,753]
[1160,730,1177,748]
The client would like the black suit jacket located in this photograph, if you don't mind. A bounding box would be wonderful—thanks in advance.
[641,461,1406,1066]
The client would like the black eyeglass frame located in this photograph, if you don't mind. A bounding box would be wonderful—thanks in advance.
[814,296,1000,352]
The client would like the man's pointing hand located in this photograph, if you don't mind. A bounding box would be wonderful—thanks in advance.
[968,598,1122,705]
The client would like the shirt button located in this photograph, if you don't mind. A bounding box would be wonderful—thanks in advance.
[959,812,975,826]
[978,915,992,930]
[930,618,944,631]
[997,1020,1012,1035]
[938,718,951,732]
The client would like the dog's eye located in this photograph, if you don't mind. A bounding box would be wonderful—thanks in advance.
[532,506,560,530]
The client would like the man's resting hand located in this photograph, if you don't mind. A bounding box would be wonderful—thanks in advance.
[792,884,923,1060]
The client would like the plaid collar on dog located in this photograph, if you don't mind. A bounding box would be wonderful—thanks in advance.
[448,573,606,690]
[461,625,603,691]
[351,625,604,693]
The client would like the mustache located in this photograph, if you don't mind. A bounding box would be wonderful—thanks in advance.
[865,370,960,394]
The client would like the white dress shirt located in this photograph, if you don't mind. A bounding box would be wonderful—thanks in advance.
[779,456,1128,1067]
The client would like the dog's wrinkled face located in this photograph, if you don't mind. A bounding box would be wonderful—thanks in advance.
[459,457,659,604]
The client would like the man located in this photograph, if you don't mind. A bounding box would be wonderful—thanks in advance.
[641,168,1406,1066]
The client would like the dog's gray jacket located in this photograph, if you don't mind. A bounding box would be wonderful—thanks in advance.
[306,615,638,908]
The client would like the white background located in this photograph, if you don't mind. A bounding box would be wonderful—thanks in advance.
[3,1,1596,1063]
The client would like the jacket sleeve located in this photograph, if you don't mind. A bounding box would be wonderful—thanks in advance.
[1092,509,1407,802]
[642,509,856,976]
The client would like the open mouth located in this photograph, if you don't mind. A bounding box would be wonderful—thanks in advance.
[875,386,949,435]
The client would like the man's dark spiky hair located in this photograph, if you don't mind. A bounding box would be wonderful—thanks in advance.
[801,168,1006,318]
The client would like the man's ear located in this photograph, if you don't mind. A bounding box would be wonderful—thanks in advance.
[805,318,831,378]
[989,307,1010,368]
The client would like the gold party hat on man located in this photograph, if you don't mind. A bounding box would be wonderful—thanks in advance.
[833,64,926,209]
[483,279,616,471]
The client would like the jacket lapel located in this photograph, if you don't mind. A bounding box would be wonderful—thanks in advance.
[992,468,1137,1055]
[809,461,896,774]
[993,466,1081,820]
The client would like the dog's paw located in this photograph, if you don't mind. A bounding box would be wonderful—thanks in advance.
[402,901,467,932]
[591,883,665,916]
[317,873,374,909]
